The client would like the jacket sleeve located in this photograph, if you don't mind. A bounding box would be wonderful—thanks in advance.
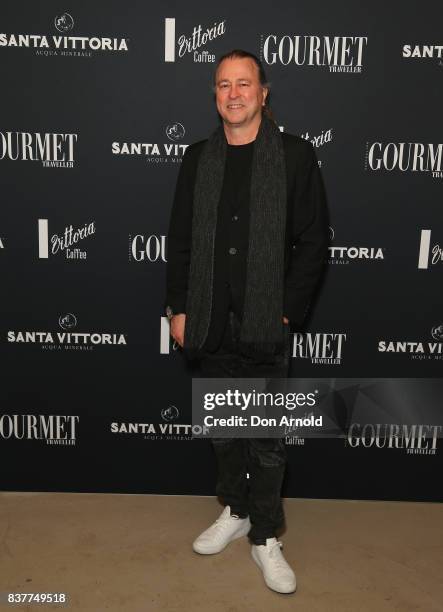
[283,143,329,328]
[164,146,196,314]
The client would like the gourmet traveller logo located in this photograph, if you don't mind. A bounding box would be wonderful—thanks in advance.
[0,131,77,167]
[129,233,167,263]
[260,33,367,72]
[365,141,442,179]
[346,422,441,455]
[291,332,347,365]
[0,413,79,446]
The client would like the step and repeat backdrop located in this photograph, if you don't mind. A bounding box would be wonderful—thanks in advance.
[1,1,442,501]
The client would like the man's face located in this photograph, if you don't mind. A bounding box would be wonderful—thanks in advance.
[215,57,268,128]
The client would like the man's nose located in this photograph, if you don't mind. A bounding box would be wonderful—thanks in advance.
[228,85,240,98]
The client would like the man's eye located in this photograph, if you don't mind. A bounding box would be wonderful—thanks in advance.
[240,83,249,86]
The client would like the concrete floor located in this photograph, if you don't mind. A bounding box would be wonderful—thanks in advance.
[0,493,442,612]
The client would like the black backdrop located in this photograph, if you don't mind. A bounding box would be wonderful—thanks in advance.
[1,1,442,502]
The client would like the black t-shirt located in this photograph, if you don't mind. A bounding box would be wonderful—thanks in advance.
[203,140,254,352]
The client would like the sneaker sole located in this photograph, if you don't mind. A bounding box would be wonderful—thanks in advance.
[193,520,251,555]
[251,546,297,594]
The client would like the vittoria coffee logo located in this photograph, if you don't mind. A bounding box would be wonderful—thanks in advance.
[160,316,181,354]
[402,44,443,65]
[300,128,333,152]
[7,314,127,351]
[418,229,443,269]
[261,34,368,72]
[365,142,442,179]
[112,123,189,164]
[0,414,79,445]
[346,423,441,455]
[129,234,167,263]
[164,17,226,63]
[285,435,305,446]
[280,126,333,168]
[0,131,77,167]
[38,218,95,260]
[291,332,347,365]
[328,227,384,265]
[0,14,129,58]
[111,406,207,440]
[378,326,443,361]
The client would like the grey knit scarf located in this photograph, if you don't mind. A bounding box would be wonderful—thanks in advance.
[183,113,287,360]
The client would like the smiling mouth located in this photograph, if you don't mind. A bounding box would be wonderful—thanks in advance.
[227,104,244,109]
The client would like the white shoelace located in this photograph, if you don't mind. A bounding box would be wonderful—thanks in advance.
[266,540,291,572]
[209,514,238,540]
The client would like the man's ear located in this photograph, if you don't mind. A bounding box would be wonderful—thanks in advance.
[262,87,269,106]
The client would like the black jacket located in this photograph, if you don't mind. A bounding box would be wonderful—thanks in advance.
[165,131,329,344]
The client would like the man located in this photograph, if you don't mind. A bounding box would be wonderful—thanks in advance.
[165,49,329,594]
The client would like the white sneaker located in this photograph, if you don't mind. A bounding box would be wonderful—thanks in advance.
[193,505,251,554]
[251,537,296,594]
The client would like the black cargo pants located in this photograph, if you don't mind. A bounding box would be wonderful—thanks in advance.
[199,310,291,545]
